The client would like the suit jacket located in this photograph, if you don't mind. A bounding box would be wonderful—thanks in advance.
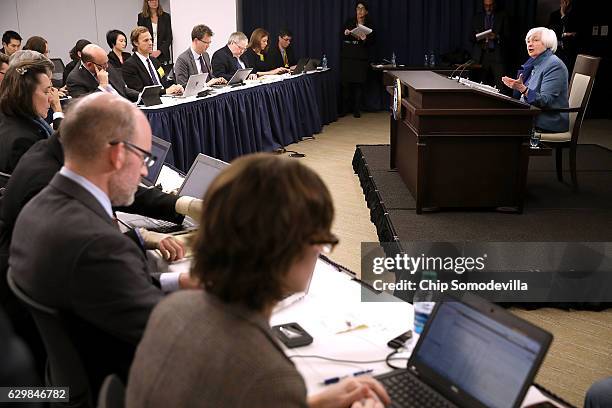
[518,50,569,133]
[137,12,173,64]
[122,53,169,93]
[62,59,78,86]
[211,45,249,81]
[0,113,53,174]
[126,291,307,407]
[470,11,509,63]
[266,44,297,70]
[243,48,273,74]
[10,173,164,384]
[66,63,139,102]
[174,48,213,88]
[107,51,132,69]
[0,133,182,295]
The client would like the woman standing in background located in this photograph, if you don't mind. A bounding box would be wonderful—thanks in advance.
[548,0,580,75]
[340,1,375,118]
[137,0,172,64]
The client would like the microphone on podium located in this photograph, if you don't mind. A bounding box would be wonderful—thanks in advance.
[448,59,474,81]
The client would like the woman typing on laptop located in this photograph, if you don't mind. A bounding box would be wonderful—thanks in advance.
[126,154,389,408]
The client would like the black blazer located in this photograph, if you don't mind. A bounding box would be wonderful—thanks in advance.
[243,48,273,74]
[137,12,173,64]
[66,63,139,102]
[10,173,164,384]
[211,45,250,81]
[0,113,53,174]
[62,59,79,86]
[266,44,297,70]
[470,11,509,63]
[107,51,132,69]
[122,53,169,93]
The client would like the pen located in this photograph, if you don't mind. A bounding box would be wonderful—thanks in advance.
[321,369,374,385]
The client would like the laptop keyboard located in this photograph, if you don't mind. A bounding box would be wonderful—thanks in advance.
[145,219,185,234]
[378,371,456,408]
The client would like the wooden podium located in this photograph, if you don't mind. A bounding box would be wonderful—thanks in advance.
[387,71,539,214]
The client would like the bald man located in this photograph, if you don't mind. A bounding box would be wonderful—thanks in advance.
[9,93,198,392]
[66,43,139,101]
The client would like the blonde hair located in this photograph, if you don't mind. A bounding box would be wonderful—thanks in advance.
[248,28,269,52]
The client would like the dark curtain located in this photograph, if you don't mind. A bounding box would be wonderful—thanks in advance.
[242,0,537,91]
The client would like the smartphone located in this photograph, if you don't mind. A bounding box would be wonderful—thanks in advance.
[387,330,413,349]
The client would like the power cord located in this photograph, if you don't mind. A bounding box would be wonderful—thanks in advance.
[288,352,408,368]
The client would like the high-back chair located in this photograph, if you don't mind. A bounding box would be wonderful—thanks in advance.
[7,268,93,408]
[539,54,601,190]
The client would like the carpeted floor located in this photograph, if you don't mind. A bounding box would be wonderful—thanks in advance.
[284,113,612,406]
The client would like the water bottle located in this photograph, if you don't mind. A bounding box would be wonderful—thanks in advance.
[429,51,436,67]
[424,53,429,67]
[321,54,328,69]
[391,52,396,67]
[413,270,437,334]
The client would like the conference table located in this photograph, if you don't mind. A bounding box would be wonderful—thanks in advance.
[141,69,338,173]
[163,255,569,407]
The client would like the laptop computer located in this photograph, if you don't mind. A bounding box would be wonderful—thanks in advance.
[291,58,310,75]
[142,136,171,187]
[118,153,229,233]
[175,72,208,98]
[377,293,552,408]
[212,68,253,88]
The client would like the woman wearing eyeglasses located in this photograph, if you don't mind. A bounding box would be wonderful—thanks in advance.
[127,154,390,408]
[341,1,375,118]
[137,0,173,65]
[0,59,62,173]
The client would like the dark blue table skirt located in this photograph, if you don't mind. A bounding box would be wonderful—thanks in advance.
[144,70,337,172]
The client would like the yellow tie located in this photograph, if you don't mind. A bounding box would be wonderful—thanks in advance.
[283,50,288,67]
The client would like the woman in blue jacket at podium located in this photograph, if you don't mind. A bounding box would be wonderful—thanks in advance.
[502,27,569,133]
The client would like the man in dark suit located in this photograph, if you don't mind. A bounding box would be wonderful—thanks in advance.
[470,0,509,91]
[122,26,182,95]
[1,30,22,57]
[66,44,139,102]
[9,93,198,388]
[211,32,251,81]
[174,24,226,88]
[266,28,298,70]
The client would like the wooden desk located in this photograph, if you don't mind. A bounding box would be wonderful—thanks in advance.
[388,71,539,213]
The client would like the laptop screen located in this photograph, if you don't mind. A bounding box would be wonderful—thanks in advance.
[178,154,229,199]
[144,136,171,185]
[413,301,544,408]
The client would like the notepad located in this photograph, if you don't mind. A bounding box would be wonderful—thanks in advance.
[350,24,373,37]
[475,28,492,40]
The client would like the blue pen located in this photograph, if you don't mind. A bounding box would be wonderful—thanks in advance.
[321,369,374,385]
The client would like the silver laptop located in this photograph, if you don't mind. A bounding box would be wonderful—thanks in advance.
[176,72,208,98]
[118,153,229,233]
[212,68,253,88]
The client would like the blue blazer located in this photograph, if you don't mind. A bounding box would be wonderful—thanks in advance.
[519,50,569,133]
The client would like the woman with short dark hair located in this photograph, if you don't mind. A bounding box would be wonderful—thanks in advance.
[0,59,61,173]
[137,0,172,64]
[62,39,91,85]
[127,154,389,408]
[106,29,131,69]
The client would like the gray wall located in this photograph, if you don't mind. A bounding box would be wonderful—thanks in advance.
[0,0,169,63]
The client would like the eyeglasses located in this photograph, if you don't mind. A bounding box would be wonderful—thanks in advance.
[280,37,292,42]
[310,235,339,254]
[92,61,109,70]
[109,140,157,168]
[197,38,212,45]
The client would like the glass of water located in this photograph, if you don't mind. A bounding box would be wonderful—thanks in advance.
[530,131,541,148]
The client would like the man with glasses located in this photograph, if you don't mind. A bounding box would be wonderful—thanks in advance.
[9,93,200,388]
[66,44,139,101]
[211,31,251,81]
[267,28,297,70]
[0,53,8,85]
[174,24,227,88]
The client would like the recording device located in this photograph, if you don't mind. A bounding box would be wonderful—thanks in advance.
[272,322,313,348]
[387,330,412,349]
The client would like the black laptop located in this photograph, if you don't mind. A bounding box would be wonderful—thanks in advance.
[141,136,171,187]
[377,293,552,408]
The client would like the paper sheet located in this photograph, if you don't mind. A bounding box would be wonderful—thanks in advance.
[350,24,373,37]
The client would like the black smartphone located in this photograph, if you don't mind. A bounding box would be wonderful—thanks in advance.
[387,330,413,349]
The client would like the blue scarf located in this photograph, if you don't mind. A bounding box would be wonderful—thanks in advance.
[32,116,54,138]
[514,49,552,98]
